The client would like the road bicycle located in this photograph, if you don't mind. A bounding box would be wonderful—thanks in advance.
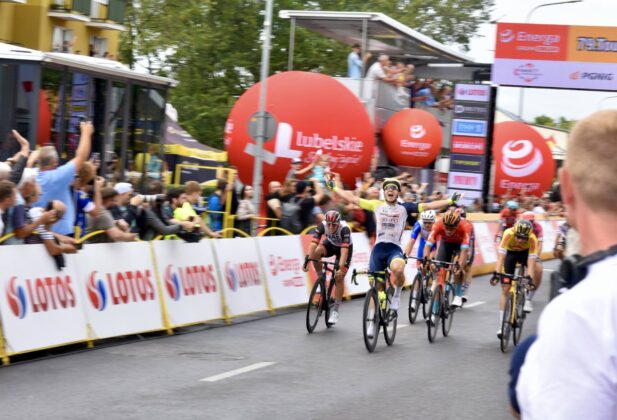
[496,265,532,353]
[407,257,433,324]
[351,267,397,353]
[304,257,338,333]
[426,256,459,343]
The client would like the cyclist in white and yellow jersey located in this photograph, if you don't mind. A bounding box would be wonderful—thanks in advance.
[327,176,460,336]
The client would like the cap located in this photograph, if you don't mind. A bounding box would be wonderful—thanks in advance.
[114,182,133,195]
[292,158,302,165]
[296,181,308,194]
[352,43,360,48]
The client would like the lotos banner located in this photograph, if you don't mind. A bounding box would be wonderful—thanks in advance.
[224,71,374,187]
[213,238,269,317]
[255,236,308,308]
[74,242,164,339]
[493,121,555,197]
[151,241,223,327]
[0,246,87,354]
[381,109,442,167]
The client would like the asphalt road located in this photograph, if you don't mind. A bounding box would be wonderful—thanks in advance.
[0,261,559,420]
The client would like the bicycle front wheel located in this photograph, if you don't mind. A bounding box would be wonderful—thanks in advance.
[513,288,526,345]
[408,272,422,324]
[363,289,380,353]
[384,286,398,346]
[325,277,336,328]
[442,282,455,337]
[306,280,325,333]
[422,272,433,320]
[427,286,442,343]
[500,293,514,353]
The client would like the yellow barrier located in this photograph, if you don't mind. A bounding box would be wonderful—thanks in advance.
[218,227,251,238]
[0,233,15,244]
[257,226,295,236]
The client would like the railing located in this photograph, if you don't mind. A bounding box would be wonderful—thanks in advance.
[50,0,91,15]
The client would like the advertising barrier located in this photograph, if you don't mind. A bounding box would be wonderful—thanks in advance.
[151,241,223,327]
[255,236,308,308]
[344,233,373,295]
[75,242,164,339]
[213,238,269,317]
[0,247,88,355]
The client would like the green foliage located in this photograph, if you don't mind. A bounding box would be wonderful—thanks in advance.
[120,0,494,150]
[533,115,555,127]
[533,115,576,130]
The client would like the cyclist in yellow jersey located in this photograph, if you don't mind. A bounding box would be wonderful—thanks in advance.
[490,219,538,339]
[327,174,460,337]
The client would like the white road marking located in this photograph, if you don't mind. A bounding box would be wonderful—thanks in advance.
[463,301,486,309]
[396,323,409,330]
[199,362,276,382]
[543,269,556,272]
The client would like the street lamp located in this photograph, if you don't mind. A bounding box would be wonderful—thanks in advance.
[599,95,617,110]
[518,0,583,119]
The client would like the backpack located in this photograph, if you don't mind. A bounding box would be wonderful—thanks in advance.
[280,197,303,234]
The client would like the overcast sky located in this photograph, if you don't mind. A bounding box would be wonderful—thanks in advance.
[466,0,617,122]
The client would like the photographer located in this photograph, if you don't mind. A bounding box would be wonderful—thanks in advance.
[168,188,220,241]
[86,187,136,243]
[131,193,193,241]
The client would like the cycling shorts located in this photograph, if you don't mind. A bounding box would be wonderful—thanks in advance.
[502,249,529,284]
[319,242,353,268]
[416,237,436,259]
[369,242,405,273]
[436,240,461,265]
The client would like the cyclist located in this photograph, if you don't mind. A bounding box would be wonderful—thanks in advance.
[404,210,437,314]
[327,175,459,338]
[422,208,473,314]
[490,219,538,339]
[459,207,475,303]
[496,200,521,243]
[521,211,544,312]
[303,209,352,325]
[554,222,569,260]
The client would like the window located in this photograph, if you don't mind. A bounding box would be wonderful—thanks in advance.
[90,0,108,19]
[52,27,74,53]
[89,36,108,57]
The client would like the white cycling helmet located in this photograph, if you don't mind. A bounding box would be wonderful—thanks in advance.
[420,210,436,223]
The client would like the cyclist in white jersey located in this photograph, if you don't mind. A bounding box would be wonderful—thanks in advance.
[327,176,459,336]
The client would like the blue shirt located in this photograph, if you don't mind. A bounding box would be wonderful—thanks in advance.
[35,161,76,235]
[347,51,362,79]
[207,192,223,231]
[417,87,435,106]
[75,190,95,236]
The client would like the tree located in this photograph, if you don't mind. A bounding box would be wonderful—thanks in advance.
[532,115,576,131]
[533,115,555,127]
[120,0,494,149]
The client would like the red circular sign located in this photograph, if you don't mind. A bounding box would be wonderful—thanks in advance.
[493,121,555,197]
[381,109,442,167]
[224,71,374,187]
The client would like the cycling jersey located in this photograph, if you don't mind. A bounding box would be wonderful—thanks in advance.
[499,208,521,229]
[359,199,420,246]
[498,228,539,257]
[411,220,436,259]
[531,221,544,243]
[426,219,473,249]
[312,220,352,248]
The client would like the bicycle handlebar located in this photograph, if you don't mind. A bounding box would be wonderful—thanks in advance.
[303,256,338,273]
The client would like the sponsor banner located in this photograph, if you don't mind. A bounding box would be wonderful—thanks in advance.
[495,23,569,61]
[450,153,486,173]
[256,236,309,308]
[452,119,488,137]
[451,136,486,155]
[75,242,163,339]
[454,84,491,102]
[538,220,557,254]
[492,58,617,90]
[0,246,87,354]
[344,233,373,295]
[474,222,498,264]
[453,101,490,120]
[447,171,484,191]
[569,25,617,64]
[151,241,222,327]
[213,238,269,316]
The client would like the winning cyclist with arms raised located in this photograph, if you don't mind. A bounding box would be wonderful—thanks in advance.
[327,175,460,337]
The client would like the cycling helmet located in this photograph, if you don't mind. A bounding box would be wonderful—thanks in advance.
[521,211,535,222]
[514,219,533,238]
[382,178,401,192]
[506,200,519,210]
[443,209,461,228]
[459,207,467,218]
[324,209,341,225]
[420,210,436,223]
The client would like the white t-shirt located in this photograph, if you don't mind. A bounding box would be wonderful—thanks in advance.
[532,206,546,214]
[516,255,617,419]
[366,62,386,80]
[0,209,4,235]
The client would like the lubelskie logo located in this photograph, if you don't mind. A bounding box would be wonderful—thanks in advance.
[5,276,76,318]
[225,261,261,292]
[164,264,217,301]
[86,270,155,310]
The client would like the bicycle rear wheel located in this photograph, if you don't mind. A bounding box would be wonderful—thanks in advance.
[306,279,324,333]
[513,288,526,345]
[363,289,380,353]
[325,277,336,328]
[384,286,398,346]
[427,286,442,343]
[500,293,513,353]
[442,280,455,337]
[408,272,422,324]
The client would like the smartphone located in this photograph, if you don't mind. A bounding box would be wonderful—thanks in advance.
[91,152,100,162]
[46,201,54,211]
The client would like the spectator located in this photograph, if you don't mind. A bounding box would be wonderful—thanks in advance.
[467,198,483,213]
[347,43,370,79]
[235,185,256,236]
[184,181,206,214]
[0,180,17,236]
[207,179,231,231]
[310,152,330,186]
[172,188,220,239]
[111,182,140,232]
[265,181,283,222]
[0,130,30,185]
[416,79,437,107]
[146,144,162,181]
[366,54,397,85]
[286,157,314,182]
[133,194,191,241]
[296,180,325,231]
[4,181,55,245]
[515,110,617,418]
[25,200,76,257]
[35,121,93,236]
[73,162,102,238]
[87,187,136,243]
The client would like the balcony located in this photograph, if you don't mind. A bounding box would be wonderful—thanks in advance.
[49,0,92,22]
[86,0,126,31]
[0,1,27,4]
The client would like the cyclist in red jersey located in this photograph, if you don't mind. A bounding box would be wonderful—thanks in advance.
[423,208,473,308]
[496,201,521,243]
[521,211,544,313]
